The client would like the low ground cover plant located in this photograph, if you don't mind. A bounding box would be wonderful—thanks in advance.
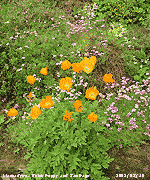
[0,0,150,179]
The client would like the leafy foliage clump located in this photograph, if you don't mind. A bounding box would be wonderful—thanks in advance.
[91,0,149,27]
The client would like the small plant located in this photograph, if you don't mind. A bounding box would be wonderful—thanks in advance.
[5,56,116,179]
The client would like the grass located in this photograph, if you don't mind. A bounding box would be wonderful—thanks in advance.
[0,0,150,179]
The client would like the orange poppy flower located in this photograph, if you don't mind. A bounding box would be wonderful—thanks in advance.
[90,56,97,66]
[103,73,115,85]
[72,62,83,73]
[39,95,54,109]
[27,75,35,85]
[30,105,41,119]
[27,92,35,101]
[80,59,94,74]
[63,110,74,122]
[61,60,71,70]
[83,64,94,74]
[59,77,73,92]
[85,86,99,100]
[75,106,83,112]
[39,98,45,108]
[40,67,47,75]
[80,58,91,67]
[44,100,54,109]
[87,112,97,122]
[39,99,47,109]
[73,100,83,112]
[8,108,18,116]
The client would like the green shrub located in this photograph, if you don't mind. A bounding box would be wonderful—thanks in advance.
[91,0,149,27]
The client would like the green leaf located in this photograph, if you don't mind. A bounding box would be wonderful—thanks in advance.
[14,148,21,154]
[0,143,4,147]
[0,114,5,125]
[133,75,140,81]
[23,151,33,160]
